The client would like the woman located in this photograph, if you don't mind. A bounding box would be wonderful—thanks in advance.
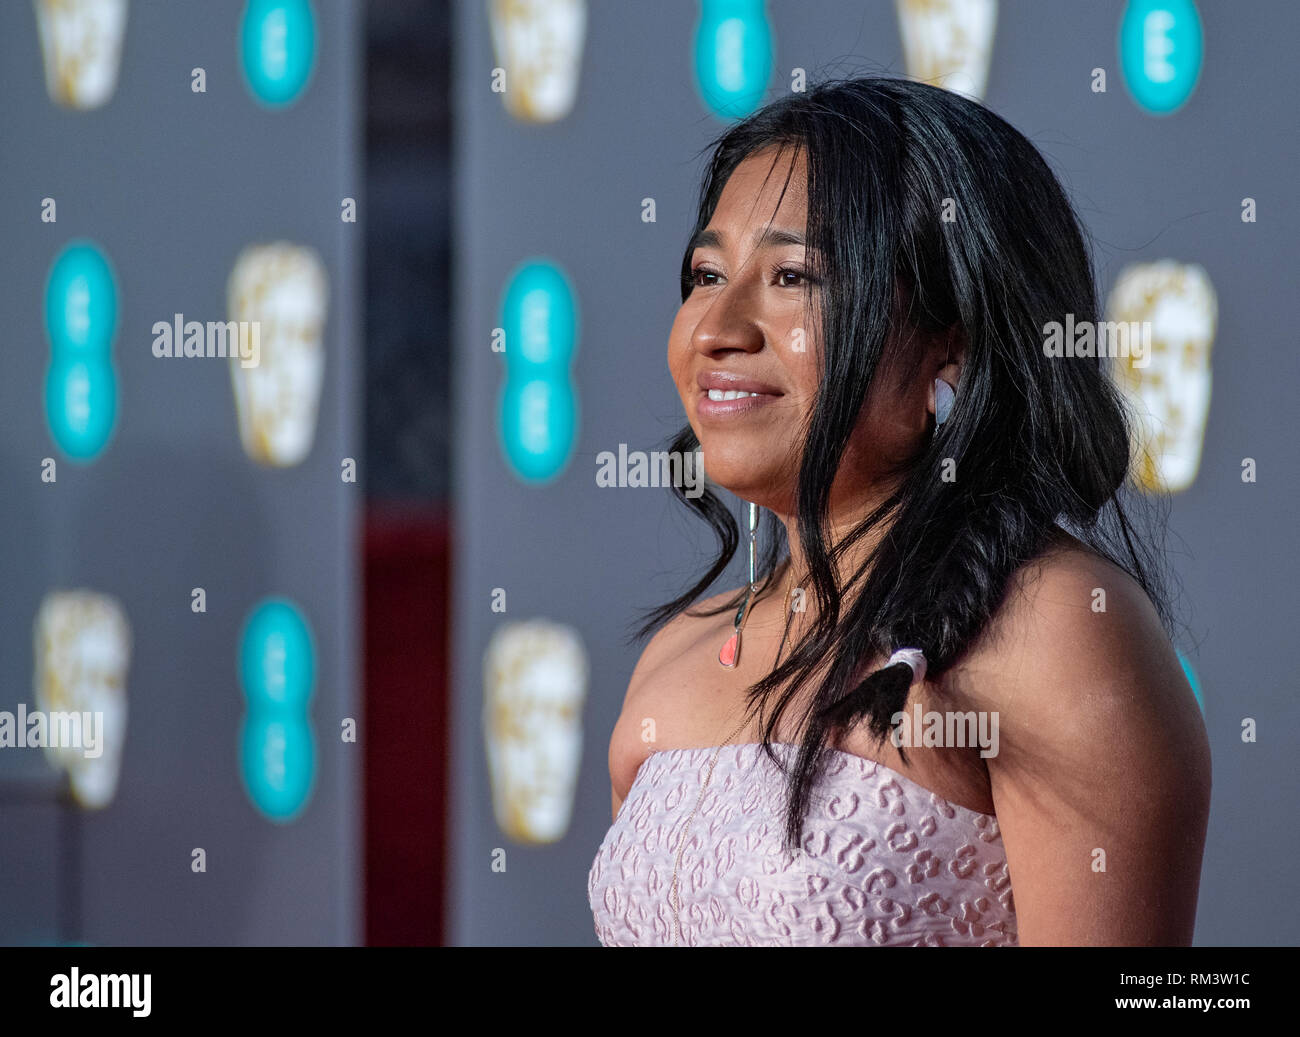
[587,77,1211,946]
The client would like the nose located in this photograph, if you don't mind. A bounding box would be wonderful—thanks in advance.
[689,278,765,358]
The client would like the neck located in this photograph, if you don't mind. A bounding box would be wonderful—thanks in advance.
[772,481,900,600]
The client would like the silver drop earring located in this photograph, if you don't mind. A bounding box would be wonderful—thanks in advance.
[718,501,759,668]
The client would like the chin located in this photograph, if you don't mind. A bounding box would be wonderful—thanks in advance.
[699,442,793,511]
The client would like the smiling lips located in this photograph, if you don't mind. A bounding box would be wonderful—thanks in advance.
[696,371,783,418]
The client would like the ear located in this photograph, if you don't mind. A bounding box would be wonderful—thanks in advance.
[941,323,967,384]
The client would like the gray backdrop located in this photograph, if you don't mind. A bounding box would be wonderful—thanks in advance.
[0,1,361,944]
[451,0,1300,945]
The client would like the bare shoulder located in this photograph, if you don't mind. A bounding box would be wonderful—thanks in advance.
[615,585,747,736]
[627,586,742,693]
[955,536,1211,944]
[606,586,744,808]
[962,538,1204,746]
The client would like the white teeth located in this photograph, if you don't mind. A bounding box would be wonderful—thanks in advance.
[708,389,759,401]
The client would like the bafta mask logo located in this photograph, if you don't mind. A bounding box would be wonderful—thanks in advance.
[896,0,998,101]
[1106,260,1217,493]
[488,0,587,123]
[227,243,328,467]
[484,619,588,844]
[34,591,131,809]
[35,0,129,110]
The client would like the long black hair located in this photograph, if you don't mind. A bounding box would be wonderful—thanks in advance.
[635,76,1172,852]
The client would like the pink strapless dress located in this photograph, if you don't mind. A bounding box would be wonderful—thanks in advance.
[588,742,1016,946]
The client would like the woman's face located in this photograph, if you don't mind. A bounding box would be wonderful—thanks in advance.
[668,145,936,520]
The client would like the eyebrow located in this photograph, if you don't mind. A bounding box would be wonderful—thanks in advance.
[689,226,810,253]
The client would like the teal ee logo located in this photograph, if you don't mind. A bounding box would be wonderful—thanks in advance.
[240,0,317,108]
[1119,0,1203,115]
[497,259,579,485]
[1177,651,1204,714]
[44,240,119,462]
[694,0,773,121]
[238,597,317,821]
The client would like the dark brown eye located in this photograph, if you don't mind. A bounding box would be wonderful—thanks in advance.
[776,266,815,287]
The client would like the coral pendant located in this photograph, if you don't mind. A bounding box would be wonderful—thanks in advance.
[718,631,740,668]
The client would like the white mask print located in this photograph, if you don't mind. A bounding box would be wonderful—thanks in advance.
[484,619,588,843]
[34,590,131,809]
[227,243,329,468]
[35,0,129,110]
[1106,260,1218,493]
[488,0,587,123]
[896,0,998,101]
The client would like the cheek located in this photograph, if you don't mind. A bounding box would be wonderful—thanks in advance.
[778,308,823,391]
[786,351,820,401]
[848,383,923,469]
[774,348,822,430]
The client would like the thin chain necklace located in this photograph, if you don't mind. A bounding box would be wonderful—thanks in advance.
[781,564,804,654]
[668,564,803,946]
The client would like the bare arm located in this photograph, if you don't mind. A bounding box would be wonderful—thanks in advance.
[978,553,1211,945]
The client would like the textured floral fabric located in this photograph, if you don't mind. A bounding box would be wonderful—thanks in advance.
[588,743,1016,946]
